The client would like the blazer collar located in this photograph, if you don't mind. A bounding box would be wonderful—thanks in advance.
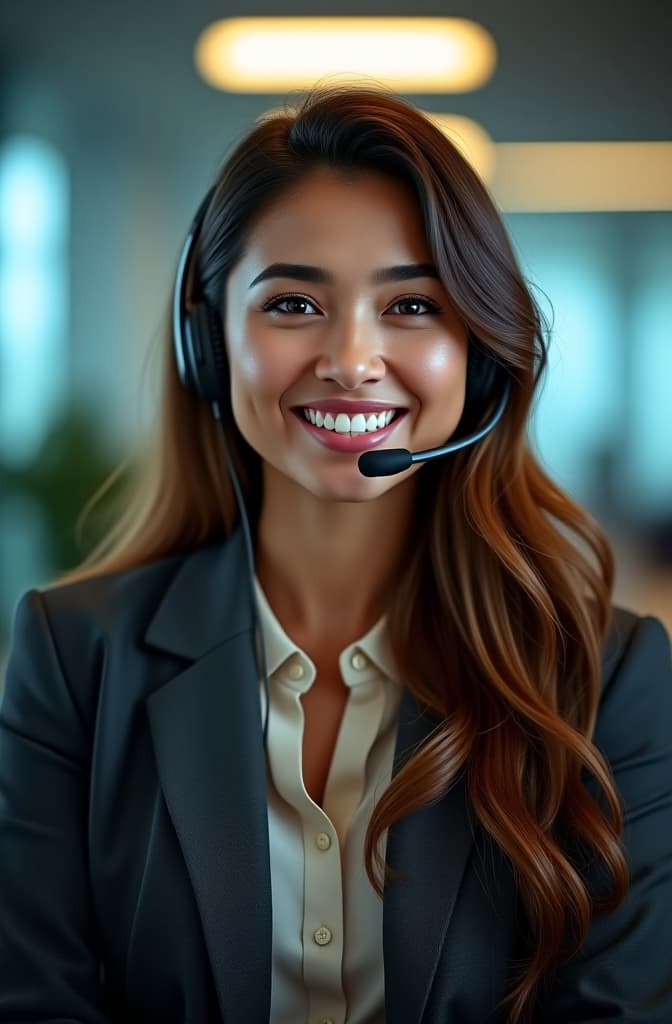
[145,528,255,659]
[144,527,476,1024]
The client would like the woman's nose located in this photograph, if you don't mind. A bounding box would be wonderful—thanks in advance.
[313,318,387,390]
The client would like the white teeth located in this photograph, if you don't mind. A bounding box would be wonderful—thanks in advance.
[334,412,368,434]
[302,407,399,434]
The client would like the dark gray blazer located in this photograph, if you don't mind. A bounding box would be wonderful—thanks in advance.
[1,526,671,1023]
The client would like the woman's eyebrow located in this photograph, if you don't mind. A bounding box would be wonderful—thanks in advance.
[248,262,440,289]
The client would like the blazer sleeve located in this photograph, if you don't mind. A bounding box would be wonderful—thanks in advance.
[540,613,672,1023]
[0,589,111,1023]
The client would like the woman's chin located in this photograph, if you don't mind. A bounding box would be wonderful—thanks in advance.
[296,463,417,505]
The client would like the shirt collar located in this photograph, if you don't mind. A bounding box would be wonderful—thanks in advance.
[252,575,401,685]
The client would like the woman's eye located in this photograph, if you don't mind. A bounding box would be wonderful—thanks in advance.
[262,294,318,315]
[389,296,442,316]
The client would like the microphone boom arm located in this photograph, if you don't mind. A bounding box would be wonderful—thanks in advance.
[358,378,511,478]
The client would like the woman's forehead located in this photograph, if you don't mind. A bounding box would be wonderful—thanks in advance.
[238,173,433,274]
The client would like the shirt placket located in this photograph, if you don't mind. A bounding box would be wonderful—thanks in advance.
[267,654,344,1024]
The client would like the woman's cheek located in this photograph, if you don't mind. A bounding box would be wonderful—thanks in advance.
[407,340,466,395]
[230,332,298,408]
[426,345,453,376]
[252,345,295,397]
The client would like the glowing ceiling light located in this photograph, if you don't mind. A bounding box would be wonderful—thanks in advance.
[492,142,672,211]
[195,17,496,93]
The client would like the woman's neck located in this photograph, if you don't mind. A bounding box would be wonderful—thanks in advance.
[254,467,417,650]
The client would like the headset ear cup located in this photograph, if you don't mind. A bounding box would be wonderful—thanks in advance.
[467,342,498,407]
[456,337,501,436]
[181,300,230,404]
[205,302,231,402]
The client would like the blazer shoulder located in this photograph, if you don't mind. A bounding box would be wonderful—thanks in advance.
[9,542,222,671]
[603,603,671,687]
[594,602,672,760]
[34,549,188,636]
[4,545,221,735]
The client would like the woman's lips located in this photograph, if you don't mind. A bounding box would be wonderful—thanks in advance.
[290,408,408,453]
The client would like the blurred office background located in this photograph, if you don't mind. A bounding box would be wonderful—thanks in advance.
[0,1,671,679]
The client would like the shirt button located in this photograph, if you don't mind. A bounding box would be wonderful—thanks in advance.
[351,651,368,670]
[314,925,332,946]
[315,831,332,851]
[287,659,305,680]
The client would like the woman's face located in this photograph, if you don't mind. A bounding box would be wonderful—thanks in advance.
[223,167,469,503]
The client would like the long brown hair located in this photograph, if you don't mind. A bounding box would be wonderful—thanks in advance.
[56,83,627,1022]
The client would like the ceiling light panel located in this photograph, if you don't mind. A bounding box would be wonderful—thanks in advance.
[195,17,496,93]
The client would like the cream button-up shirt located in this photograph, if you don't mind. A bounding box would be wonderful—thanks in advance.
[253,576,405,1024]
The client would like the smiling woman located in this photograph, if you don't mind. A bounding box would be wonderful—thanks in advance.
[1,84,671,1024]
[223,168,470,511]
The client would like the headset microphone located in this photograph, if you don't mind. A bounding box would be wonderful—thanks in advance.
[358,378,511,477]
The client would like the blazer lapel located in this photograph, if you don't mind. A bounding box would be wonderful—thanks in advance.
[384,694,476,1024]
[144,529,272,1024]
[142,527,476,1024]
